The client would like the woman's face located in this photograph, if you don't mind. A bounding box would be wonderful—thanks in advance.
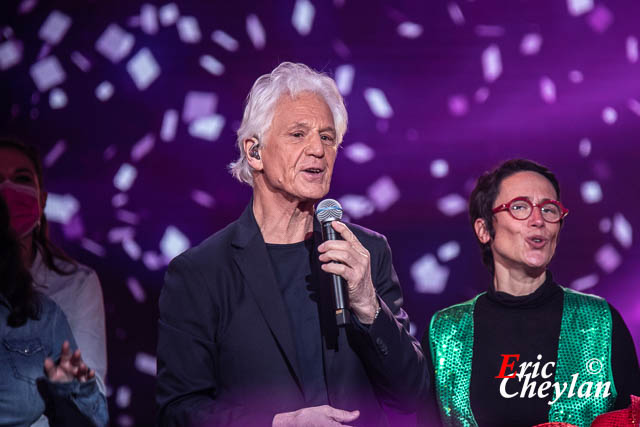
[482,171,561,276]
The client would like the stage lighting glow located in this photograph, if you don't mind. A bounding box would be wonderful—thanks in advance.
[95,81,114,101]
[613,213,632,248]
[412,253,449,294]
[520,33,542,56]
[437,194,466,217]
[161,109,178,141]
[126,48,160,90]
[30,55,66,92]
[212,30,239,52]
[571,274,599,291]
[335,64,354,96]
[367,176,400,212]
[188,114,225,141]
[397,22,423,39]
[114,163,137,192]
[39,10,71,45]
[595,244,621,273]
[131,133,155,162]
[437,241,460,262]
[481,44,502,83]
[160,225,190,260]
[0,39,23,70]
[339,194,375,220]
[580,180,603,204]
[344,142,374,164]
[95,24,134,63]
[246,14,266,50]
[45,193,80,224]
[44,139,66,167]
[292,0,315,36]
[127,277,146,303]
[199,54,225,76]
[177,16,201,43]
[364,88,393,118]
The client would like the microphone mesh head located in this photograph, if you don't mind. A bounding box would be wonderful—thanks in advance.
[316,199,343,223]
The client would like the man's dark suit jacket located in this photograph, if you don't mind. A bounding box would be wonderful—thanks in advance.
[156,202,428,426]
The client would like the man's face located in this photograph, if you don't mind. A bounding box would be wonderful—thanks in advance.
[258,91,338,202]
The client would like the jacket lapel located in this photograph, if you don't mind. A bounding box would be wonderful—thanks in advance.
[231,202,303,390]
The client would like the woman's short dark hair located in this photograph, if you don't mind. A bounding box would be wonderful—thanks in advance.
[0,138,77,275]
[468,158,561,274]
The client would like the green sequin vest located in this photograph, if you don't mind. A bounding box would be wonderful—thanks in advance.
[429,287,617,427]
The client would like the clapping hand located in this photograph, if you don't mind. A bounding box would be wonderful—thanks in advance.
[44,340,95,383]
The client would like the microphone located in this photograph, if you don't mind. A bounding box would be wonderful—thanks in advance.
[316,199,349,326]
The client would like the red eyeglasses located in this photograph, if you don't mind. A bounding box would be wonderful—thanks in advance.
[492,197,569,223]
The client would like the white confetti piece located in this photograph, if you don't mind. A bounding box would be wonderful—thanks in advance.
[292,0,315,36]
[95,81,114,101]
[160,226,190,260]
[112,193,128,208]
[475,25,505,37]
[482,44,502,83]
[246,14,266,50]
[131,133,155,162]
[140,4,158,35]
[70,51,91,72]
[335,64,354,96]
[190,189,215,208]
[628,99,640,117]
[626,36,638,63]
[80,238,106,257]
[114,163,137,191]
[39,10,71,45]
[127,277,146,303]
[107,226,135,244]
[586,5,613,34]
[578,138,591,157]
[122,238,141,260]
[601,107,617,124]
[364,88,393,119]
[211,30,239,52]
[117,415,134,427]
[135,353,157,376]
[409,322,417,337]
[571,274,598,291]
[539,76,556,104]
[412,254,449,294]
[438,241,460,262]
[448,94,469,116]
[430,159,449,178]
[339,194,375,220]
[580,181,602,204]
[397,22,423,39]
[44,140,66,167]
[568,70,583,83]
[142,251,165,271]
[159,3,179,26]
[126,48,160,90]
[599,217,612,233]
[367,176,400,212]
[183,91,217,123]
[189,115,225,141]
[475,87,490,103]
[115,386,131,408]
[44,193,80,224]
[116,209,140,225]
[95,24,134,63]
[612,213,632,248]
[161,109,178,142]
[18,0,38,14]
[200,55,224,76]
[49,87,67,109]
[437,194,466,216]
[177,16,201,43]
[344,142,374,163]
[567,0,593,16]
[520,33,542,56]
[30,56,66,92]
[0,40,23,71]
[447,3,465,26]
[595,244,621,273]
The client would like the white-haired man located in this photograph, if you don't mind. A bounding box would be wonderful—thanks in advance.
[156,62,428,426]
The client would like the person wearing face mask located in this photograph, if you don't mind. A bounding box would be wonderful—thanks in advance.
[0,139,107,398]
[0,194,109,426]
[419,159,640,427]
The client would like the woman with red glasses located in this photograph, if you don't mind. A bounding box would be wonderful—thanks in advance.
[420,159,639,427]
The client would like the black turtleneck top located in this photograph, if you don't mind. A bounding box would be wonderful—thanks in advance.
[419,272,640,427]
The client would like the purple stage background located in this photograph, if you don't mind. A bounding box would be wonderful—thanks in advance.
[1,0,639,424]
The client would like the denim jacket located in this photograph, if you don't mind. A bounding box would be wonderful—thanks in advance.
[0,292,108,426]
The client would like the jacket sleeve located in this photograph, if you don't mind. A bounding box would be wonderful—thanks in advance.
[347,235,430,412]
[156,254,276,427]
[43,303,109,427]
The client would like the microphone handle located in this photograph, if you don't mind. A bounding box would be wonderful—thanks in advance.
[321,221,349,326]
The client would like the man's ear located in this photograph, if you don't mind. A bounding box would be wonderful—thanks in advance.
[244,138,263,171]
[474,218,491,244]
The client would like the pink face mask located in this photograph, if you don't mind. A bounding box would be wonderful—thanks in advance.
[0,180,41,238]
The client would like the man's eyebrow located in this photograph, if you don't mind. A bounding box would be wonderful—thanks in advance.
[319,126,336,135]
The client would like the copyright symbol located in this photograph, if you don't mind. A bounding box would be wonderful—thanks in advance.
[586,358,603,374]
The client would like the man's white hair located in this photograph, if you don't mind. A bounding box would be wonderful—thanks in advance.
[228,62,348,186]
